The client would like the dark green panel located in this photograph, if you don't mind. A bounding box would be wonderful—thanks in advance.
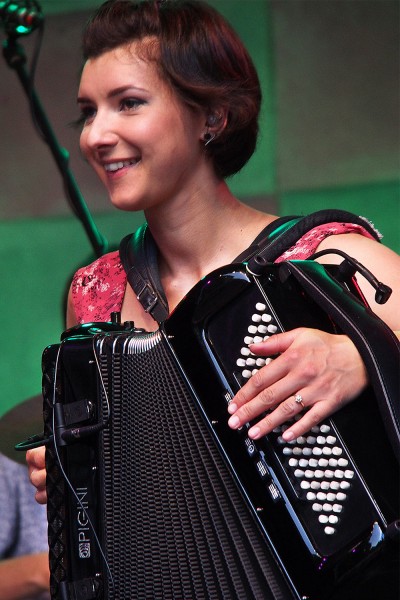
[281,181,400,253]
[0,211,144,418]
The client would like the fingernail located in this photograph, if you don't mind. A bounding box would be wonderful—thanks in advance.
[227,402,237,414]
[282,430,294,441]
[248,426,261,439]
[228,415,240,428]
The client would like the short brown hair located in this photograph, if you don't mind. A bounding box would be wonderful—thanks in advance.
[82,0,262,179]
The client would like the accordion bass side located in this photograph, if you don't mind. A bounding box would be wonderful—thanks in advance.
[43,260,399,600]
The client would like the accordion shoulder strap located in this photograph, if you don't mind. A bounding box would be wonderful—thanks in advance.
[244,208,380,263]
[119,208,380,323]
[119,224,169,324]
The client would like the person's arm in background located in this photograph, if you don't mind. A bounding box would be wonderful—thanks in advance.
[0,553,49,600]
[0,454,50,599]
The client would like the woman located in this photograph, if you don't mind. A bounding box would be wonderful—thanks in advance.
[28,0,399,520]
[28,0,400,501]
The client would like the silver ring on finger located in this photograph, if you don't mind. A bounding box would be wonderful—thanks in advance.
[294,393,305,409]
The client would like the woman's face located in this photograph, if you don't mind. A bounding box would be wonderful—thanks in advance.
[78,42,208,213]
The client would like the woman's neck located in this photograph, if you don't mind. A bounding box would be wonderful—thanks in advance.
[143,181,277,309]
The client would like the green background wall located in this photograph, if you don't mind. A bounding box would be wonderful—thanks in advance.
[0,1,398,422]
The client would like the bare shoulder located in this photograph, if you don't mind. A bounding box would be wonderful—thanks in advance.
[316,232,400,268]
[317,233,400,329]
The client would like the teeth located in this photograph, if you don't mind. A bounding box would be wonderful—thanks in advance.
[104,160,136,172]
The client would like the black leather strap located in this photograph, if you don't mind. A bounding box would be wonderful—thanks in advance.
[249,209,380,266]
[233,216,300,263]
[119,224,169,323]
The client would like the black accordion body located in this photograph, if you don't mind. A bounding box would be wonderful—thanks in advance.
[42,260,400,600]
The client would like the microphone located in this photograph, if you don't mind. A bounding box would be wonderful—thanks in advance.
[0,0,43,36]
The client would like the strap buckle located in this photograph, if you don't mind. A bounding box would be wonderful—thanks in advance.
[135,281,158,313]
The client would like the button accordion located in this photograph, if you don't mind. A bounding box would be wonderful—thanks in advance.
[42,260,399,600]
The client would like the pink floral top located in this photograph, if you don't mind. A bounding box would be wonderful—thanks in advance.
[71,222,378,324]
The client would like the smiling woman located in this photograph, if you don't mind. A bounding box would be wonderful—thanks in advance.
[77,42,210,215]
[25,2,400,599]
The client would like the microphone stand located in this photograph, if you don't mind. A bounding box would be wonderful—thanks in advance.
[2,35,108,257]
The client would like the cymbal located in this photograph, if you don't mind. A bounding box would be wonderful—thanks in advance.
[0,395,44,464]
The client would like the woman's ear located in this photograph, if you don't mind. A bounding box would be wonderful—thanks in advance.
[206,110,227,133]
[202,110,228,145]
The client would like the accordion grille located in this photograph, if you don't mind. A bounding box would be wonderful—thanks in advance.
[99,336,291,599]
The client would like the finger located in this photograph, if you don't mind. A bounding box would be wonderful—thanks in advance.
[280,401,336,442]
[230,329,315,414]
[229,356,291,414]
[228,344,312,421]
[228,375,296,430]
[26,447,46,472]
[34,488,48,505]
[246,394,303,439]
[249,328,304,356]
[246,384,340,440]
[29,466,47,490]
[281,389,352,441]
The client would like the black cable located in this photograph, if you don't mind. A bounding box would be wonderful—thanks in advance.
[309,248,392,304]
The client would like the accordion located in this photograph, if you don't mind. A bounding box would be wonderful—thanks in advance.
[42,260,399,600]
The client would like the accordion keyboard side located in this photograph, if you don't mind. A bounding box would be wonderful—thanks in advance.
[164,262,400,600]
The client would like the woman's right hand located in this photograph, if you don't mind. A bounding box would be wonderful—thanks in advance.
[26,446,47,504]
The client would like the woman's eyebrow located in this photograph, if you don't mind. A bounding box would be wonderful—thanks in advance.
[77,85,149,104]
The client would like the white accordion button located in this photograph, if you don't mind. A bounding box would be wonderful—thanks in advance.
[261,314,272,323]
[255,302,267,311]
[324,526,336,535]
[318,515,329,523]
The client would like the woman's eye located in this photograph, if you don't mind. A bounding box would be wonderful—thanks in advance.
[120,98,145,112]
[72,106,96,128]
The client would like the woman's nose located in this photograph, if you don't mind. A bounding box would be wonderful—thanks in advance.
[81,113,119,151]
